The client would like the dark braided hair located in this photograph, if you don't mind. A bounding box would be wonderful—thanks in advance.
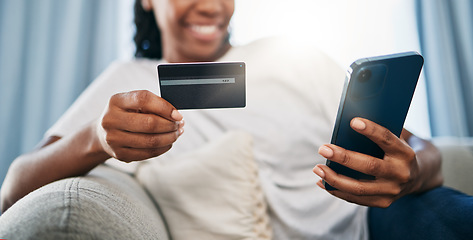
[134,0,162,59]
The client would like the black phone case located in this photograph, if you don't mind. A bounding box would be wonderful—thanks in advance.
[324,52,424,190]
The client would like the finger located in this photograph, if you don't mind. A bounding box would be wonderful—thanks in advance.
[317,180,396,208]
[110,90,183,121]
[318,144,396,179]
[400,128,413,142]
[316,164,401,196]
[105,128,182,149]
[104,110,181,134]
[111,145,173,162]
[350,118,409,155]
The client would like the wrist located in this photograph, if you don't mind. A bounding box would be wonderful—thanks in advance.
[410,155,443,194]
[85,121,110,164]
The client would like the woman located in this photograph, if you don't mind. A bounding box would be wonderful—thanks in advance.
[2,0,459,239]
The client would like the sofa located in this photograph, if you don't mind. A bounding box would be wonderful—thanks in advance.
[0,132,472,239]
[0,131,272,240]
[432,137,473,196]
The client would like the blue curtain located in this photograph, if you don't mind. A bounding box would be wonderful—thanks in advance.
[416,0,473,137]
[0,1,126,187]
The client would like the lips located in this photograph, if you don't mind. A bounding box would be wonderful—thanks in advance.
[191,25,219,35]
[187,24,224,42]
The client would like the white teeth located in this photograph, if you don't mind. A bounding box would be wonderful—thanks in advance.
[191,25,218,35]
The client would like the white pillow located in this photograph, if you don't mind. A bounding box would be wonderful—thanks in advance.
[135,131,272,240]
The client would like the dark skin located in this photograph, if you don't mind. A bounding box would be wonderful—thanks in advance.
[1,0,233,213]
[313,118,443,208]
[1,0,442,213]
[1,91,184,212]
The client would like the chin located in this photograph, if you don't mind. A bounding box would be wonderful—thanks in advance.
[186,42,229,62]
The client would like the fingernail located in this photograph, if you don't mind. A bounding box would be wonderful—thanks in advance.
[178,128,184,136]
[179,119,185,127]
[313,165,325,178]
[318,145,334,158]
[319,179,327,189]
[351,118,366,130]
[171,110,183,121]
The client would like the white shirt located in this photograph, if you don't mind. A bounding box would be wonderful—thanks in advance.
[47,37,368,240]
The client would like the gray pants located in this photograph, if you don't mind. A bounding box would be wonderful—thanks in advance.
[0,165,170,240]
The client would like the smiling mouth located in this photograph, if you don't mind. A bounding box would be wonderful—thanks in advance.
[187,23,227,42]
[190,24,219,35]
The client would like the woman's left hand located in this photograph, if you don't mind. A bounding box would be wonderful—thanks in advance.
[313,117,426,208]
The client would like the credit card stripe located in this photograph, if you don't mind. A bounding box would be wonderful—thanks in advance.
[160,78,235,86]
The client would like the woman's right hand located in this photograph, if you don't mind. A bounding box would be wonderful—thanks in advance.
[1,90,181,212]
[96,90,184,162]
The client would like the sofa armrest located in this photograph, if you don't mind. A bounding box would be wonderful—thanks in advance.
[432,137,473,196]
[0,164,170,239]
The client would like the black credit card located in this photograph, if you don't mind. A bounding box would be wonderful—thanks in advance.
[157,62,246,109]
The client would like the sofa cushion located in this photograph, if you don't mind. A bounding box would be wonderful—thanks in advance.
[0,165,170,240]
[433,137,473,196]
[136,131,272,240]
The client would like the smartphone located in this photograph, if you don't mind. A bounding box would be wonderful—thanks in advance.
[324,52,424,190]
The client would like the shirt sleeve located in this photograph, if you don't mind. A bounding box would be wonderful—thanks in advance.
[45,60,160,138]
[44,59,161,174]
